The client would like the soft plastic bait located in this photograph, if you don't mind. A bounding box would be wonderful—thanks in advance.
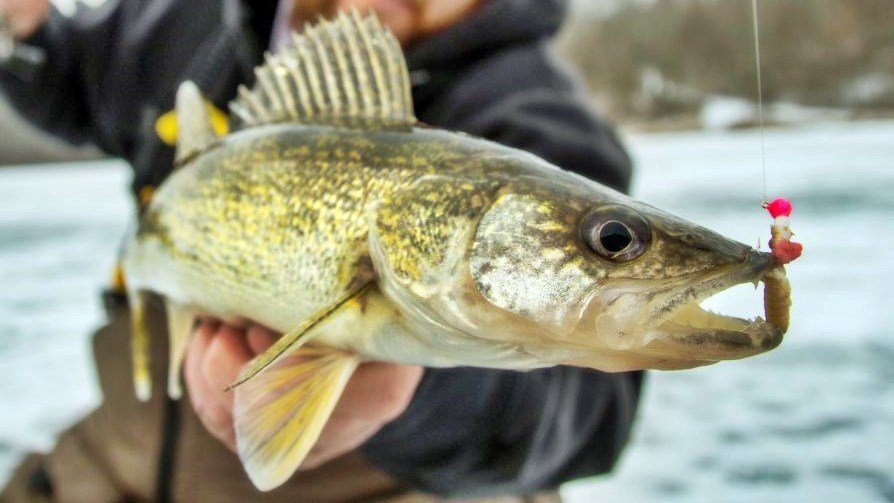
[761,198,801,332]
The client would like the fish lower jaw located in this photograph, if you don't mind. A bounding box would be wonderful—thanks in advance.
[655,304,781,349]
[647,271,789,361]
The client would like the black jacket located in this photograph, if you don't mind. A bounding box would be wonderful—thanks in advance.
[0,0,642,497]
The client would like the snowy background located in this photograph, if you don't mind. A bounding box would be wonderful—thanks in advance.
[564,120,894,502]
[1,120,892,501]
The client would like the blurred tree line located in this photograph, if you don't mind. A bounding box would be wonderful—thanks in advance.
[558,0,894,123]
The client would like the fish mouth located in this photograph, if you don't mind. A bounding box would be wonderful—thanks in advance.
[646,249,788,361]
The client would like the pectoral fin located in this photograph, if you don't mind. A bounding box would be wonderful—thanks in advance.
[234,347,359,491]
[228,281,373,390]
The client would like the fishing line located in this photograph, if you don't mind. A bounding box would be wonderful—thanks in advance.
[751,0,768,202]
[750,4,802,265]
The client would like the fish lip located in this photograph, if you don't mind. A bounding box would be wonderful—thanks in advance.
[646,249,786,359]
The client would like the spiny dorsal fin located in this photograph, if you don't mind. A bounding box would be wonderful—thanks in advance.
[174,81,218,164]
[229,10,415,131]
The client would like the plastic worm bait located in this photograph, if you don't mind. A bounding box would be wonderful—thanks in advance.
[763,268,791,332]
[761,198,802,332]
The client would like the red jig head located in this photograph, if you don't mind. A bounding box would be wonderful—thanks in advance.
[763,198,802,265]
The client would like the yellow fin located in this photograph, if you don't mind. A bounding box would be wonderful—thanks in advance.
[228,10,415,131]
[228,281,373,390]
[155,87,229,150]
[234,347,359,491]
[164,300,197,400]
[128,290,151,401]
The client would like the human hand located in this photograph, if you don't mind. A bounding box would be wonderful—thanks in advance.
[184,318,423,469]
[0,0,50,39]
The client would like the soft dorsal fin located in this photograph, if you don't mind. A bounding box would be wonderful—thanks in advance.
[174,81,219,163]
[229,10,415,131]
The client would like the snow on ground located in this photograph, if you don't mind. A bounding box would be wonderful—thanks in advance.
[0,121,892,500]
[699,96,852,131]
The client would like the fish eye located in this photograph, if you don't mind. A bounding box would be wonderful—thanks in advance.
[581,206,652,262]
[599,221,633,252]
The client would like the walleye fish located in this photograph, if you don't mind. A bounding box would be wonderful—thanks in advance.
[123,11,792,490]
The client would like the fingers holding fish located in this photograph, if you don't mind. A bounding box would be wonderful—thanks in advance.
[301,417,382,470]
[299,362,423,470]
[336,362,423,422]
[186,320,281,451]
[185,320,251,451]
[203,324,254,407]
[185,316,424,466]
[246,325,277,355]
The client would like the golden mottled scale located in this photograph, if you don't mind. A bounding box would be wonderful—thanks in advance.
[132,125,526,329]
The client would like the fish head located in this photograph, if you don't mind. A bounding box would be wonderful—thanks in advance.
[370,166,787,372]
[463,172,787,371]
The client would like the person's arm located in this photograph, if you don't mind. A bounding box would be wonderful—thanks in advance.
[416,42,633,193]
[0,0,97,145]
[462,88,633,193]
[363,367,642,496]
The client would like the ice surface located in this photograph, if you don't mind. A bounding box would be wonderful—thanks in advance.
[0,161,132,479]
[699,96,852,130]
[0,122,892,500]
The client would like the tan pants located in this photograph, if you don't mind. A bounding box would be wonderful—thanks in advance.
[1,292,560,502]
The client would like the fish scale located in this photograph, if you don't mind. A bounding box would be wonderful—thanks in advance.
[134,125,487,326]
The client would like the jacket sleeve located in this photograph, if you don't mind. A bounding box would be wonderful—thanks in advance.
[462,88,633,193]
[0,6,96,146]
[415,41,633,193]
[363,45,641,497]
[363,367,642,497]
